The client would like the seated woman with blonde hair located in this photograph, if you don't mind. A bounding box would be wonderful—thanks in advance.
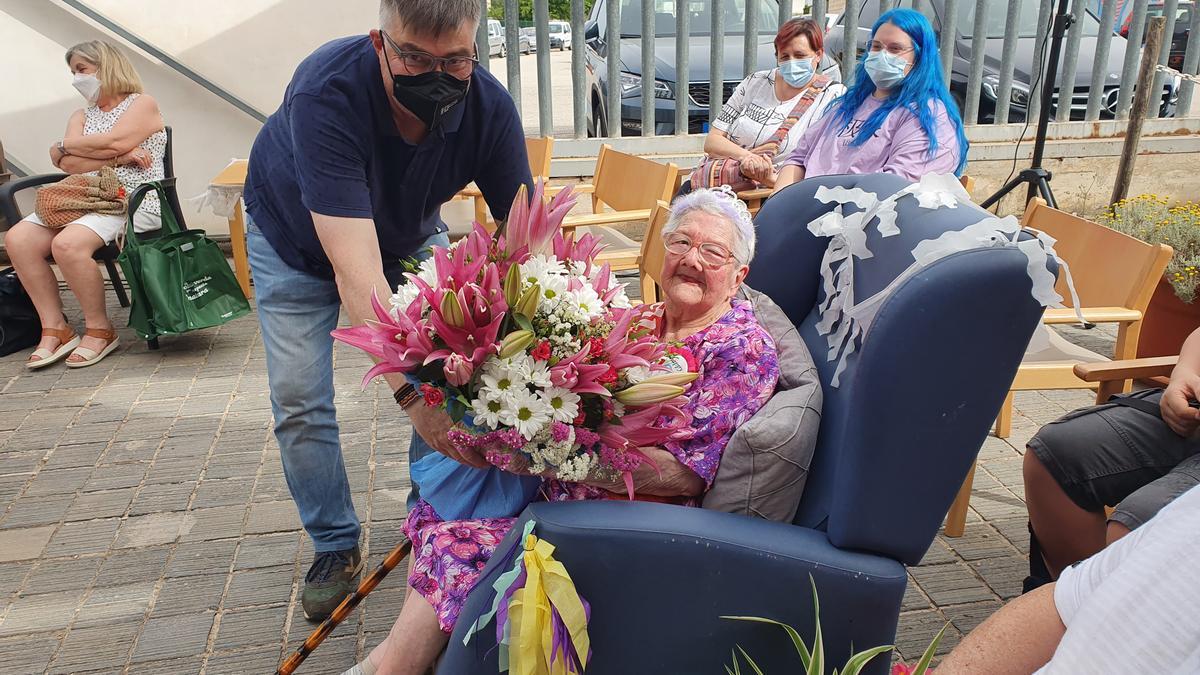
[4,40,165,369]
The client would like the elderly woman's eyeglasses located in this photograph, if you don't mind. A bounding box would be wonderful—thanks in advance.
[663,233,736,267]
[868,40,914,57]
[381,30,478,79]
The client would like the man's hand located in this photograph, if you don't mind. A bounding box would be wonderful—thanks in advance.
[403,401,489,468]
[1161,373,1200,437]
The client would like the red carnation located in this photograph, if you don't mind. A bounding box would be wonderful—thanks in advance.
[531,340,552,362]
[420,383,445,407]
[597,365,618,385]
[587,337,606,360]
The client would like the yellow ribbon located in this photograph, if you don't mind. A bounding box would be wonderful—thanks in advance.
[509,533,591,675]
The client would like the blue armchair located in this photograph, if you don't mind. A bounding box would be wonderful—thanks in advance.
[437,174,1048,674]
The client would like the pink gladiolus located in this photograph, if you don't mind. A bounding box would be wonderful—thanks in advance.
[443,352,474,386]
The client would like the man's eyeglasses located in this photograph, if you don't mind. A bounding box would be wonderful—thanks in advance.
[868,40,915,57]
[381,30,478,79]
[663,232,736,267]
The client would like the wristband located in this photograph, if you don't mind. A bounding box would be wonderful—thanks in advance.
[394,383,419,408]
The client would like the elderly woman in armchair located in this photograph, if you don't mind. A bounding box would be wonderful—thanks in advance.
[344,188,783,675]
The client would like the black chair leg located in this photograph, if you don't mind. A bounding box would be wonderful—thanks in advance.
[105,258,130,308]
[147,337,159,351]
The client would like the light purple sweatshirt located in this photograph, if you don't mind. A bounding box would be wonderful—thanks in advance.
[782,95,962,180]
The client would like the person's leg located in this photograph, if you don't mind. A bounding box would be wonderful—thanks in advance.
[49,224,116,361]
[1106,452,1200,545]
[362,562,450,675]
[247,220,361,618]
[5,221,69,355]
[1025,390,1199,578]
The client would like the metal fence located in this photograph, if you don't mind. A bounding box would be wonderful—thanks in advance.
[478,0,1200,143]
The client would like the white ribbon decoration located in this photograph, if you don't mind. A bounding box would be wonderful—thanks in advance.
[805,175,1084,387]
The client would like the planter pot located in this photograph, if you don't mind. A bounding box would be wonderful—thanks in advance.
[1137,278,1200,357]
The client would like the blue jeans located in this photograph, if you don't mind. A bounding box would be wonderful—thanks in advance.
[247,218,448,552]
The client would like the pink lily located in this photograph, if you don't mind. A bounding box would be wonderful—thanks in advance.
[443,352,474,387]
[331,291,435,387]
[505,180,579,257]
[549,345,612,396]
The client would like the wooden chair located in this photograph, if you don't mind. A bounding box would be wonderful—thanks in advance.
[736,175,976,216]
[594,200,669,304]
[944,197,1173,537]
[451,136,555,232]
[560,144,678,234]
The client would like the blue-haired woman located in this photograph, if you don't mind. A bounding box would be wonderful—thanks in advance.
[773,8,967,190]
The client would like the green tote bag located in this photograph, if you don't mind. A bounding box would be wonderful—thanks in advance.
[118,181,250,340]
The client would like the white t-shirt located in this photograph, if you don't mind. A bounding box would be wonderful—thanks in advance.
[712,69,845,169]
[1035,484,1200,673]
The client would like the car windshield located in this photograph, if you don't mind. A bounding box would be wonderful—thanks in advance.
[960,3,1103,38]
[618,0,780,37]
[1147,4,1193,24]
[550,24,564,33]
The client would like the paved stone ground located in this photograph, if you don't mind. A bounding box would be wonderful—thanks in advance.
[0,288,1112,673]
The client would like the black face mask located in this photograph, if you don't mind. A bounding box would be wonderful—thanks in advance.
[389,70,470,130]
[381,33,470,130]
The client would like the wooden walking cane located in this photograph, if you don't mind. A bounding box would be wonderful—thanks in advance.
[277,536,413,674]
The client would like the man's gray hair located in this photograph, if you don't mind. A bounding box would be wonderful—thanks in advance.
[379,0,480,36]
[664,187,757,264]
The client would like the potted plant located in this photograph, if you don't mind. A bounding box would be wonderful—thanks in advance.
[1101,194,1200,357]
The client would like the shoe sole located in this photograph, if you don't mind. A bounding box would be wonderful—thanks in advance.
[65,339,120,368]
[26,336,81,370]
[301,557,367,622]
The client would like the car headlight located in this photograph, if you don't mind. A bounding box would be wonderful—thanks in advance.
[981,74,1030,107]
[619,72,674,99]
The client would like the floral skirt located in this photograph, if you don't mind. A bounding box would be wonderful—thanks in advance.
[403,500,517,634]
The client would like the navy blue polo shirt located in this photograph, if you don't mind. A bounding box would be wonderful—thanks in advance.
[244,36,532,279]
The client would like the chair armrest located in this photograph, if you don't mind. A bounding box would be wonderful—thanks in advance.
[561,209,652,229]
[1074,356,1179,383]
[1043,307,1142,324]
[554,183,594,196]
[440,501,906,675]
[738,187,773,201]
[0,173,68,227]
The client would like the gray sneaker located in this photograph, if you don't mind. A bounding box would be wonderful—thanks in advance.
[302,546,363,621]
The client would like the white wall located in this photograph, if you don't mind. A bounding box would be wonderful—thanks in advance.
[0,0,383,234]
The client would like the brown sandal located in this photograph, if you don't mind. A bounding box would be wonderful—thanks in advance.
[27,327,80,370]
[66,327,120,368]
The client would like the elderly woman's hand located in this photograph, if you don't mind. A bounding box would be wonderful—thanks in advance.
[582,447,705,497]
[116,147,152,169]
[739,154,772,183]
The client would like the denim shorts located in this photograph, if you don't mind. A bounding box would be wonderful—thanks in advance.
[1028,389,1200,530]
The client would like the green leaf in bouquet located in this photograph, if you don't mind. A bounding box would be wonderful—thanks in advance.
[837,645,893,675]
[513,313,534,333]
[721,616,812,670]
[735,646,765,675]
[910,623,947,675]
[445,396,467,422]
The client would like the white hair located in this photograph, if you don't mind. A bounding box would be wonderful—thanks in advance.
[379,0,480,36]
[664,186,757,264]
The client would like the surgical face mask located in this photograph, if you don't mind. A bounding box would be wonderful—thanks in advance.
[778,57,817,88]
[864,49,911,91]
[72,73,101,104]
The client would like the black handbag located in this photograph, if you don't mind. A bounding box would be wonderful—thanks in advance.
[0,267,41,356]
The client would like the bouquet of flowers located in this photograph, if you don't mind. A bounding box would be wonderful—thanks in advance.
[332,182,696,518]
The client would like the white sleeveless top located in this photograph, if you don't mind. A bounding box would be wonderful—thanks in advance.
[83,93,166,216]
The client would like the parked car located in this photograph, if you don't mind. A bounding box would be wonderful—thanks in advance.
[488,19,507,58]
[825,1,1175,123]
[488,19,531,57]
[1120,1,1192,72]
[521,26,537,52]
[549,20,573,50]
[583,0,841,136]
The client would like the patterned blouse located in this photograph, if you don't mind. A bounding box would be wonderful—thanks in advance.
[403,297,780,633]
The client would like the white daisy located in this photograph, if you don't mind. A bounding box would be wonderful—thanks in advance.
[569,285,605,318]
[524,359,554,389]
[470,396,505,430]
[539,387,581,424]
[499,389,552,439]
[538,272,570,303]
[479,360,526,401]
[623,365,650,385]
[520,254,567,285]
